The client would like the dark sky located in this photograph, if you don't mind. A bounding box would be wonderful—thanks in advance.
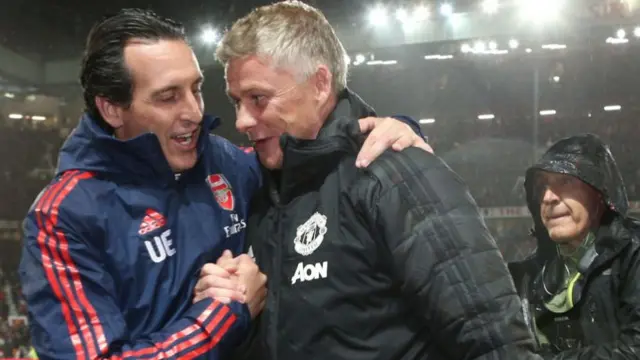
[0,0,377,59]
[0,0,489,60]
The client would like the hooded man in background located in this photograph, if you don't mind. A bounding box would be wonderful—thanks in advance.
[510,133,640,359]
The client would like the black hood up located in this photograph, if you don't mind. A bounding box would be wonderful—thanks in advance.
[524,134,630,260]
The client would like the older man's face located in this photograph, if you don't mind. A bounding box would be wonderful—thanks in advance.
[536,171,602,245]
[226,55,324,169]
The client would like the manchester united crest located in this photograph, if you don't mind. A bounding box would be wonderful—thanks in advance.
[206,174,235,211]
[293,212,327,256]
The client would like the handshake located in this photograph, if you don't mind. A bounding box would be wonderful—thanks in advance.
[193,250,268,318]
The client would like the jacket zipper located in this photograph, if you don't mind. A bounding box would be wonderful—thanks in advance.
[268,205,284,359]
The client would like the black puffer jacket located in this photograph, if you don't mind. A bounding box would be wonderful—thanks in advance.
[235,89,540,360]
[510,134,640,359]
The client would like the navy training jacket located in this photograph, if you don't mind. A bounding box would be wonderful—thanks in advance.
[19,114,261,359]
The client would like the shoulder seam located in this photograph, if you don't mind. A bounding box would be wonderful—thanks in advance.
[35,170,95,219]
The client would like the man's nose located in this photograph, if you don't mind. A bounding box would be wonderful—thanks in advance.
[235,105,257,134]
[181,92,204,122]
[542,187,559,203]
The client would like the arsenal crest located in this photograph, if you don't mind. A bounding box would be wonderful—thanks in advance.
[206,174,235,211]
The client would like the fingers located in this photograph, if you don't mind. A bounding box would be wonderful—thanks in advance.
[193,265,247,304]
[220,249,234,260]
[415,141,434,154]
[194,273,244,294]
[194,252,270,307]
[390,134,415,152]
[357,117,378,134]
[357,117,436,167]
[357,118,396,168]
[216,251,240,273]
[393,134,434,154]
[389,133,434,153]
[235,254,256,267]
[193,286,245,304]
[200,263,234,278]
[231,254,260,276]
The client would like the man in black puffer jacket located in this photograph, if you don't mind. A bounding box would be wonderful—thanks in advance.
[509,133,640,359]
[200,2,542,359]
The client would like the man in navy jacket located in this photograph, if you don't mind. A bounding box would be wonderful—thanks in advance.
[18,8,428,360]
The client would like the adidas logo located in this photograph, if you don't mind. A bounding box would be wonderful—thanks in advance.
[139,209,166,235]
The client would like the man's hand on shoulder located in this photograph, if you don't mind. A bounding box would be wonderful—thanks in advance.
[357,116,434,168]
[193,250,268,319]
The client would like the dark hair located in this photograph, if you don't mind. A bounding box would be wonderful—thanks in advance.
[80,8,187,125]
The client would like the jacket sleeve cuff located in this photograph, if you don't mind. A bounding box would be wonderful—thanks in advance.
[223,301,252,347]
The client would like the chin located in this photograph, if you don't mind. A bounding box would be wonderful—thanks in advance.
[169,156,198,173]
[259,153,283,170]
[547,226,580,243]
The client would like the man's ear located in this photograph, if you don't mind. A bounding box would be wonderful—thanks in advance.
[312,64,333,104]
[95,96,124,129]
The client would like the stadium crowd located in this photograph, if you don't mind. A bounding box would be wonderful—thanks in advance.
[0,242,29,358]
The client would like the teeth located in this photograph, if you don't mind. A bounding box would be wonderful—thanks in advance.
[175,133,193,145]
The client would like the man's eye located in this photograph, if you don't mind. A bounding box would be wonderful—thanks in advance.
[159,94,177,103]
[251,95,265,105]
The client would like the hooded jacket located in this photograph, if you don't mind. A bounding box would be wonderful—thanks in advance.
[510,133,640,359]
[235,89,540,360]
[18,114,261,359]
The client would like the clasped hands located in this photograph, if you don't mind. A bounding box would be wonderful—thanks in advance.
[193,250,267,319]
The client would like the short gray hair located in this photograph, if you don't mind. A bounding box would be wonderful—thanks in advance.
[216,1,348,92]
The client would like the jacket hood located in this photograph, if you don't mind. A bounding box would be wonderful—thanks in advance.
[524,133,629,259]
[57,113,220,185]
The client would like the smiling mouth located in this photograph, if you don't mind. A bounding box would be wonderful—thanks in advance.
[172,129,198,147]
[253,137,273,146]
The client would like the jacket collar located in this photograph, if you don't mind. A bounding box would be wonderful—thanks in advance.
[57,113,220,187]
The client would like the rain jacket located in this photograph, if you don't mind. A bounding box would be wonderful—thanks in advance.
[509,133,640,359]
[235,89,541,360]
[19,114,260,360]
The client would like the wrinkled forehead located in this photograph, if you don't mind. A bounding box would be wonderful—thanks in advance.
[224,55,300,95]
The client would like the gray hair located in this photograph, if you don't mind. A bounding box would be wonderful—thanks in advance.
[216,1,348,92]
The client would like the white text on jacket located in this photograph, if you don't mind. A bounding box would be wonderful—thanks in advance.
[291,261,328,284]
[145,229,176,263]
[225,213,247,238]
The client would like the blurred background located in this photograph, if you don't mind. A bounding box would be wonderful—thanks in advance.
[0,0,639,357]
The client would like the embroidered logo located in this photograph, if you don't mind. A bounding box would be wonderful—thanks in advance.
[206,174,235,211]
[293,212,328,256]
[139,209,166,235]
